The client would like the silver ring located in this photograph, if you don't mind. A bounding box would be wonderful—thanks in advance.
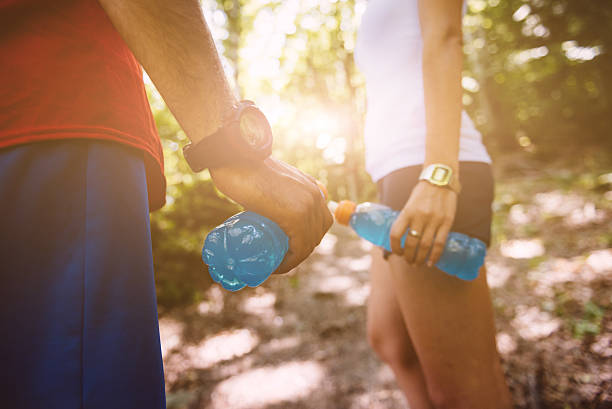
[409,229,421,238]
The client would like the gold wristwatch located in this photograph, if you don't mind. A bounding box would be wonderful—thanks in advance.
[418,164,462,194]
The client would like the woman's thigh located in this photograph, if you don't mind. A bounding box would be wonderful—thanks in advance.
[378,162,508,407]
[388,260,507,406]
[367,247,418,364]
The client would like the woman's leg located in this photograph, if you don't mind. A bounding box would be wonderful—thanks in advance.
[367,247,434,409]
[387,258,511,409]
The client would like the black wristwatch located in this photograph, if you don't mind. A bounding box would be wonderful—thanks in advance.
[182,100,273,172]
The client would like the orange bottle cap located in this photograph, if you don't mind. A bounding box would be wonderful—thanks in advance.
[316,181,328,201]
[334,200,356,225]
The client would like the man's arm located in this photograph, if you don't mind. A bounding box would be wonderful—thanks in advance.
[97,0,234,143]
[98,0,332,274]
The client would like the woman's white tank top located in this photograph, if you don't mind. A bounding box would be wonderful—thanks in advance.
[354,0,491,182]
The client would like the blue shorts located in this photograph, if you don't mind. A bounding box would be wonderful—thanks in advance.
[0,140,166,408]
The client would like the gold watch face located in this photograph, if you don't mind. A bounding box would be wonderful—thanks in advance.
[431,166,451,184]
[239,109,269,148]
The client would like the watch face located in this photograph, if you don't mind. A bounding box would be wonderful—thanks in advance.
[432,166,450,183]
[239,108,272,150]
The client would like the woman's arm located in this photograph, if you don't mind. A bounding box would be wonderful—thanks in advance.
[389,0,465,266]
[420,0,464,171]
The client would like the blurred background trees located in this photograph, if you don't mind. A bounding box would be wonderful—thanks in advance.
[463,0,612,154]
[149,0,612,309]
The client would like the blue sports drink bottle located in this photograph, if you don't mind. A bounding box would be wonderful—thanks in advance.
[202,182,328,291]
[203,211,289,291]
[330,200,486,281]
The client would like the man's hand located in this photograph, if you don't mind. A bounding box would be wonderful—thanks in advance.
[210,158,333,275]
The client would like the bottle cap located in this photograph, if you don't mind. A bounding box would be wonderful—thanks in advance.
[333,200,356,225]
[316,180,328,201]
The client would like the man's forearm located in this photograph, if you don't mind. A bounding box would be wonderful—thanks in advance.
[98,0,236,143]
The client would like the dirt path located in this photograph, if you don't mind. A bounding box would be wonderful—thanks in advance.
[160,226,408,409]
[160,168,611,409]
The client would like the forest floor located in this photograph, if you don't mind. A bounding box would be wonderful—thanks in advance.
[159,155,611,409]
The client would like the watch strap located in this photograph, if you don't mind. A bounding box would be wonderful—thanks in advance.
[182,101,272,173]
[182,127,233,172]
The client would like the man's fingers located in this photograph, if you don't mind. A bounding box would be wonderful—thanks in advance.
[304,194,320,249]
[273,255,295,275]
[307,203,331,260]
[274,247,302,275]
[274,176,329,275]
[317,206,332,247]
[322,206,333,233]
[301,174,329,247]
[274,232,318,275]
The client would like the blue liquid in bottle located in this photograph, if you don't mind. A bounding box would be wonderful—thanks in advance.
[202,211,289,291]
[203,182,328,292]
[335,202,486,281]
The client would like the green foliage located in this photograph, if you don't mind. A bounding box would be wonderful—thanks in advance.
[463,0,612,156]
[572,301,604,339]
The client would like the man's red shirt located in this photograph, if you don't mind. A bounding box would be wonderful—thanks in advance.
[0,0,166,210]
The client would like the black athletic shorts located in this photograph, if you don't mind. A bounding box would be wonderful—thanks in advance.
[377,162,495,258]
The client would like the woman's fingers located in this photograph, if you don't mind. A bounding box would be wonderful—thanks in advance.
[390,211,411,255]
[390,207,432,263]
[389,182,458,265]
[428,219,452,266]
[414,220,439,265]
[402,219,424,265]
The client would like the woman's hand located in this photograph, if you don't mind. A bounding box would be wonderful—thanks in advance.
[389,181,457,267]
